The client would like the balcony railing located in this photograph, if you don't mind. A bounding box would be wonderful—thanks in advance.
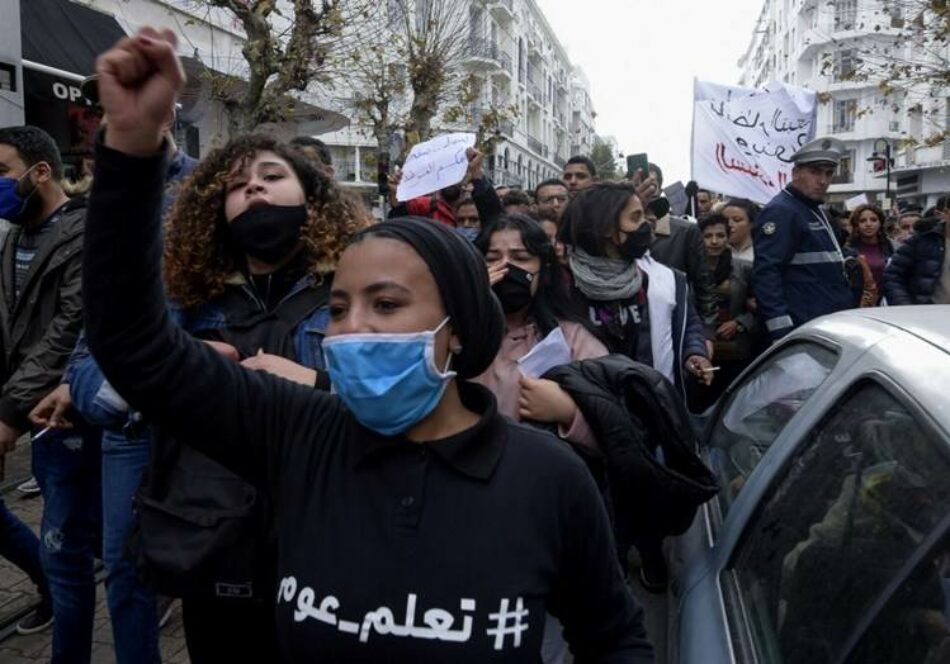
[467,38,497,62]
[527,136,543,154]
[497,120,514,137]
[527,83,542,101]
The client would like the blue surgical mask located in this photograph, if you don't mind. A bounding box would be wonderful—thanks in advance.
[456,227,480,243]
[0,163,43,223]
[0,177,26,221]
[322,317,457,436]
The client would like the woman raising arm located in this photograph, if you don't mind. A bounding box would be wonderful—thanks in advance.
[85,28,653,663]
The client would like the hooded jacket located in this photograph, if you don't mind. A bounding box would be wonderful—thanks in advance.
[545,355,719,538]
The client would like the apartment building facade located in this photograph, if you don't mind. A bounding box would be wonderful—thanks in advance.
[738,0,949,208]
[320,0,597,200]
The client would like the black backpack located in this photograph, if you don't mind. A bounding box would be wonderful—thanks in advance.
[129,283,328,599]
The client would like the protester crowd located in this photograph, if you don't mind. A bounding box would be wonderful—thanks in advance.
[0,26,946,664]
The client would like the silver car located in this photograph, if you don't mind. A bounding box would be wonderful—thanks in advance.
[671,306,950,664]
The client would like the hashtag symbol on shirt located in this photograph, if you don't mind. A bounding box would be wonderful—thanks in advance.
[486,597,529,650]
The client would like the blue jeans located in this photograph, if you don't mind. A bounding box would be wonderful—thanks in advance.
[0,496,49,599]
[32,425,102,664]
[101,429,160,664]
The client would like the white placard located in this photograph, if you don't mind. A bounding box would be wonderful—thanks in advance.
[517,327,573,378]
[691,79,817,205]
[396,133,476,202]
[845,193,870,210]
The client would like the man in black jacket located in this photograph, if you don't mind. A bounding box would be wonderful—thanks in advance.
[641,166,717,336]
[0,126,100,660]
[883,218,949,305]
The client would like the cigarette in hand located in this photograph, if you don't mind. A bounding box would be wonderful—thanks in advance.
[701,366,721,374]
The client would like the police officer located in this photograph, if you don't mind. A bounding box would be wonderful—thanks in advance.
[753,137,853,341]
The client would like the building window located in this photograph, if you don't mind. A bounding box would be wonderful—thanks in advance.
[834,49,856,81]
[834,149,855,184]
[833,99,857,133]
[0,63,15,92]
[834,0,857,30]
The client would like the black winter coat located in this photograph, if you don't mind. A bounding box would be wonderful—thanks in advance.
[883,222,947,305]
[545,355,719,538]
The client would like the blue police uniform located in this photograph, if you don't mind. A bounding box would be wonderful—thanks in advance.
[752,184,853,341]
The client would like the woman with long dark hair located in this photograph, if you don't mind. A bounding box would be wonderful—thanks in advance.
[697,213,759,407]
[558,183,711,394]
[474,214,606,453]
[80,28,654,663]
[846,204,895,303]
[557,182,711,593]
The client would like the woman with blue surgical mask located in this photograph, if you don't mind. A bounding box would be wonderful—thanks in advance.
[81,27,653,663]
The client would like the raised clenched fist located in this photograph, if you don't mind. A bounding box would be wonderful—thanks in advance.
[96,26,186,156]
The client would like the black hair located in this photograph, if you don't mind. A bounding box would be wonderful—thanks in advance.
[558,182,639,257]
[722,198,760,225]
[648,162,664,188]
[502,190,533,208]
[289,135,332,167]
[698,212,730,234]
[935,195,950,211]
[534,178,567,200]
[565,155,596,178]
[475,214,591,337]
[0,126,64,180]
[454,196,477,212]
[351,217,504,379]
[914,215,943,234]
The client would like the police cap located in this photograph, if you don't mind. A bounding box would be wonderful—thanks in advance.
[792,137,846,167]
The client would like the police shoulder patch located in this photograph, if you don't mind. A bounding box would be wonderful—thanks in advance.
[763,222,777,236]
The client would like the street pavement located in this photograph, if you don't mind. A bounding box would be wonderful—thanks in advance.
[0,442,189,664]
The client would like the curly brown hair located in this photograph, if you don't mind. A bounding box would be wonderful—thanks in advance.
[163,134,372,308]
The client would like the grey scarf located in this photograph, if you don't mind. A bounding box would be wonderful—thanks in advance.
[568,247,643,301]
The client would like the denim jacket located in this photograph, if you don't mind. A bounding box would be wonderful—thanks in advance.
[67,275,330,437]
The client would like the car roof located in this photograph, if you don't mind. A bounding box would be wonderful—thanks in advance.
[816,305,950,355]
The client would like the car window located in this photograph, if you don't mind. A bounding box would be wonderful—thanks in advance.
[707,342,838,514]
[844,532,950,664]
[727,381,950,664]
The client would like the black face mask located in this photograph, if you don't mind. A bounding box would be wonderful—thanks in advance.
[493,263,536,313]
[229,204,308,264]
[618,223,654,260]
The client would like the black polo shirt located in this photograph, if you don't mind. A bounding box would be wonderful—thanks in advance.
[83,141,655,663]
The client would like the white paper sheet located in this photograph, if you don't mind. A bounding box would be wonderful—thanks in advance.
[517,327,573,378]
[396,133,476,202]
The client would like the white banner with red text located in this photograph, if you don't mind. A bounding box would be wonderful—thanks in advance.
[691,79,817,205]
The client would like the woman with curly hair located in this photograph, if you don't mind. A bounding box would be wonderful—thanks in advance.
[42,132,371,664]
[161,133,370,660]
